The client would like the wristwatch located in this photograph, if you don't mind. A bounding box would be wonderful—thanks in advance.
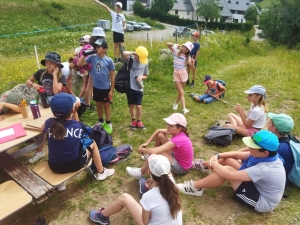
[214,152,220,160]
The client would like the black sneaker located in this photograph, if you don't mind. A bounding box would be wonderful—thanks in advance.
[190,82,194,87]
[118,57,122,62]
[114,58,117,63]
[186,80,190,86]
[86,105,95,110]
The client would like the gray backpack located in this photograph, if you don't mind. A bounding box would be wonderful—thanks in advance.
[205,126,235,146]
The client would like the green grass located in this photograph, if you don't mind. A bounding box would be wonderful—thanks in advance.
[1,0,300,224]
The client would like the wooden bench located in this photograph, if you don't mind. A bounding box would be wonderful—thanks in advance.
[0,180,32,221]
[33,160,92,187]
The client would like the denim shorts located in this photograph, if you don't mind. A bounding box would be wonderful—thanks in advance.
[197,94,217,104]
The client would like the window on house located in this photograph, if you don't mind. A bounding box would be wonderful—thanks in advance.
[187,11,190,15]
[246,2,249,5]
[228,0,231,3]
[236,1,239,4]
[175,10,178,14]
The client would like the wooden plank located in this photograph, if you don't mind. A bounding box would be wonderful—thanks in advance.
[0,152,54,203]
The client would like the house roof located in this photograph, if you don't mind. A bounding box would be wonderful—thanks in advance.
[173,0,194,11]
[218,0,252,12]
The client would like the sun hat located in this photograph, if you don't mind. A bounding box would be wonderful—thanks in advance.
[267,112,294,134]
[203,75,212,84]
[41,52,64,68]
[115,2,123,8]
[92,27,106,37]
[94,39,108,49]
[0,92,22,114]
[182,41,194,52]
[242,130,279,151]
[83,35,91,43]
[50,92,76,117]
[192,31,201,37]
[244,85,266,98]
[163,113,187,127]
[148,154,170,177]
[135,46,148,64]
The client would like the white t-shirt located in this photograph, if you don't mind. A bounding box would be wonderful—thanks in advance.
[110,11,125,34]
[61,62,71,79]
[140,187,182,225]
[247,103,266,128]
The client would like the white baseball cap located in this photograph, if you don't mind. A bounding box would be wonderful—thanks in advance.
[115,2,122,8]
[148,154,170,177]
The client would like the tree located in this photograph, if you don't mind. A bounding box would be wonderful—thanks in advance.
[151,0,173,14]
[196,0,221,22]
[245,5,258,24]
[259,0,300,46]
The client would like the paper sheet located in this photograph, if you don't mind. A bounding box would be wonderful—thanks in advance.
[0,128,15,138]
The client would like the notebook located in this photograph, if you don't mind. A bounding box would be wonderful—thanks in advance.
[0,123,27,144]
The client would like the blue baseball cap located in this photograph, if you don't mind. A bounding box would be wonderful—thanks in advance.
[242,130,279,151]
[50,93,76,117]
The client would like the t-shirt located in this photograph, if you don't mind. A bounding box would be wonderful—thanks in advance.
[129,57,149,92]
[33,69,66,96]
[61,62,71,79]
[170,132,193,170]
[172,46,187,70]
[247,103,266,128]
[44,118,83,163]
[140,187,182,225]
[278,137,294,177]
[110,11,125,34]
[85,55,115,89]
[245,158,285,212]
[207,81,224,96]
[190,42,200,58]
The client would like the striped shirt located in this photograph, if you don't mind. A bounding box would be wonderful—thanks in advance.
[172,45,187,69]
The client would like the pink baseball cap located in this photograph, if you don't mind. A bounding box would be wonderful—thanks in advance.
[182,41,194,52]
[163,113,187,127]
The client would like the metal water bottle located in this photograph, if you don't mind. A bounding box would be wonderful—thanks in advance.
[30,100,41,119]
[135,76,144,89]
[38,87,50,108]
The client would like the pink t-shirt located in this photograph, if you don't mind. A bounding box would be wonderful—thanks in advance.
[170,132,194,170]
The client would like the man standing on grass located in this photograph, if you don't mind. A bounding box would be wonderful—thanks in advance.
[94,0,126,63]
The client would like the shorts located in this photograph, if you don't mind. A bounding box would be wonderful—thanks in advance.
[233,181,259,209]
[197,94,217,104]
[113,31,124,43]
[173,69,188,82]
[126,89,143,105]
[171,155,189,175]
[93,87,110,103]
[242,125,261,136]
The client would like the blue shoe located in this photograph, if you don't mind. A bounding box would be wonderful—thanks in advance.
[89,208,110,224]
[139,177,149,196]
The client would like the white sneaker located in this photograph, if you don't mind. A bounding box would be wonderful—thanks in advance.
[107,123,112,129]
[177,180,203,196]
[95,121,103,126]
[172,103,178,110]
[29,151,45,164]
[95,168,115,181]
[126,167,142,180]
[182,108,189,114]
[192,159,210,174]
[141,154,149,161]
[57,182,66,191]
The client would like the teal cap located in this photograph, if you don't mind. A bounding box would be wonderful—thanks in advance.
[267,112,294,134]
[242,130,279,151]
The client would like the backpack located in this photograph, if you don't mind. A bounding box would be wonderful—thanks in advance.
[109,144,133,164]
[79,135,93,168]
[205,126,235,146]
[89,125,113,148]
[115,57,133,93]
[287,135,300,187]
[216,80,226,97]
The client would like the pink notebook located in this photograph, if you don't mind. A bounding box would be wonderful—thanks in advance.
[0,123,27,144]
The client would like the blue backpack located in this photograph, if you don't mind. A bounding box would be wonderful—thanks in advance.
[216,80,226,97]
[287,135,300,187]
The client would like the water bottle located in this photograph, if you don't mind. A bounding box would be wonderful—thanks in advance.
[30,100,41,119]
[135,76,144,89]
[38,87,50,108]
[82,49,97,56]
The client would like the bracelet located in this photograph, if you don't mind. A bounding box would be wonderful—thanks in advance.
[214,152,220,160]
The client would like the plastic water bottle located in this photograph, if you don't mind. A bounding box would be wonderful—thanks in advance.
[135,76,144,89]
[30,100,41,119]
[38,87,50,108]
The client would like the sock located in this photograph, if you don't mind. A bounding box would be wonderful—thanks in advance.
[100,168,105,174]
[192,80,194,83]
[106,120,111,124]
[132,118,136,121]
[99,118,104,123]
[137,120,140,123]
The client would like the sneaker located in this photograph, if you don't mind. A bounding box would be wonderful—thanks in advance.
[182,108,189,114]
[77,71,84,77]
[95,121,103,126]
[89,208,110,225]
[190,82,194,87]
[106,123,112,129]
[177,180,203,196]
[186,80,190,86]
[118,57,122,62]
[192,159,210,174]
[29,151,45,164]
[172,103,178,110]
[95,168,115,181]
[57,182,66,191]
[126,167,142,180]
[137,121,146,130]
[141,154,149,160]
[131,120,137,131]
[189,93,197,97]
[139,177,149,196]
[114,58,117,63]
[86,105,95,110]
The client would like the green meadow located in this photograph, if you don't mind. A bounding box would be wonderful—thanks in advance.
[1,0,300,224]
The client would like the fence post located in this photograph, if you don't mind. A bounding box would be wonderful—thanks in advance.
[34,45,40,69]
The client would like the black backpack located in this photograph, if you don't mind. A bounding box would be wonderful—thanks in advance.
[89,125,113,148]
[205,126,235,146]
[115,57,133,93]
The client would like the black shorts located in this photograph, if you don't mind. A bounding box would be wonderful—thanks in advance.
[93,87,110,103]
[233,181,259,209]
[126,89,143,105]
[113,31,124,43]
